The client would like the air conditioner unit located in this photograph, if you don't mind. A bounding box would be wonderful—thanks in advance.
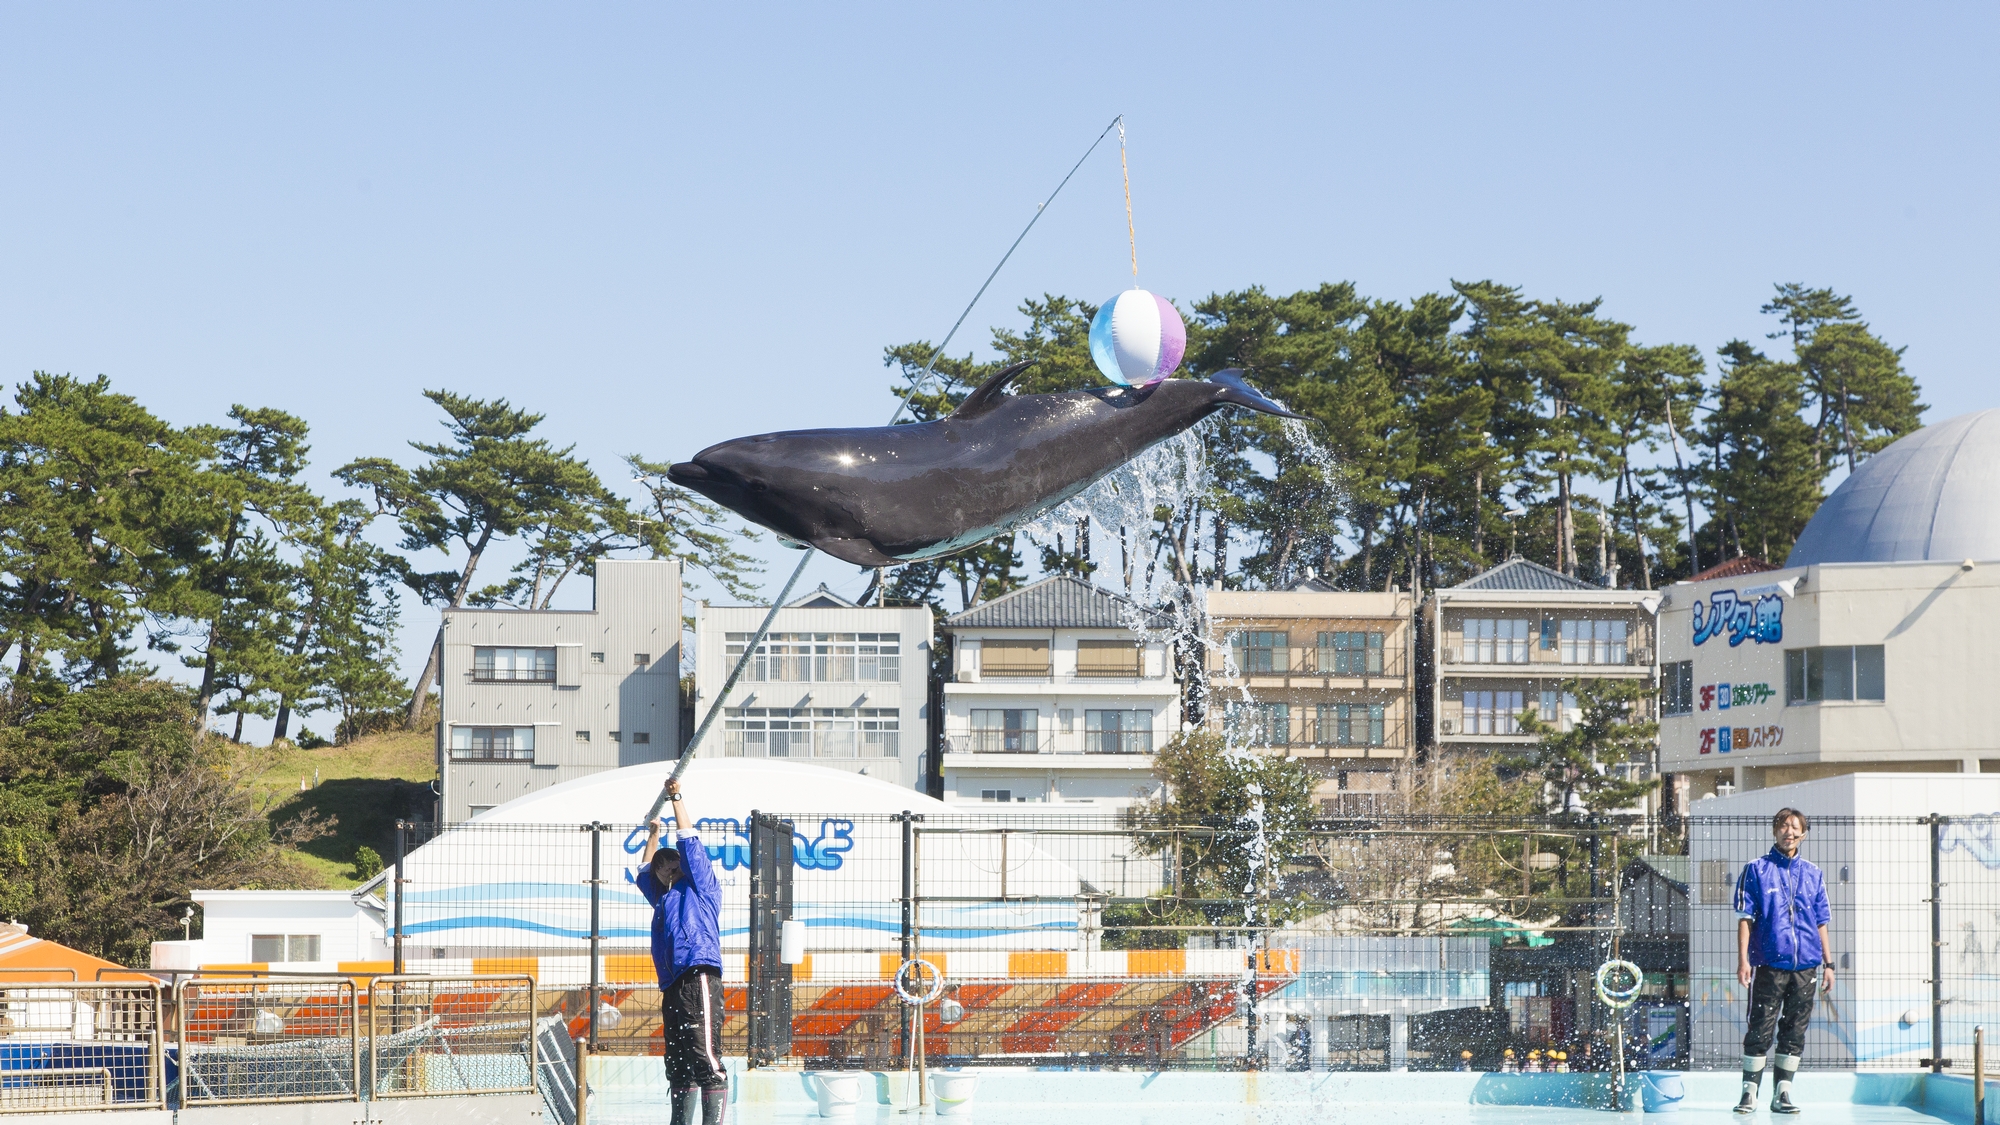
[1633,648,1653,665]
[1441,651,1457,664]
[1439,719,1457,735]
[956,670,977,683]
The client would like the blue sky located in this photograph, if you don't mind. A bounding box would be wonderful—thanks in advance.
[3,5,1994,733]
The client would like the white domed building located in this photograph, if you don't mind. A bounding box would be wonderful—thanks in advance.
[1658,408,2000,800]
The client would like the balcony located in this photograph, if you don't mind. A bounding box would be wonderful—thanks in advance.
[945,731,1156,756]
[1210,642,1410,682]
[469,667,556,683]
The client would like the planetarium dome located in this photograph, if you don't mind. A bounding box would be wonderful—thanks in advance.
[1787,408,2000,566]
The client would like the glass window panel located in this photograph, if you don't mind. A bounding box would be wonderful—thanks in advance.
[1855,645,1885,700]
[1823,645,1855,701]
[288,935,321,962]
[250,935,285,962]
[1804,648,1825,702]
[1785,650,1806,704]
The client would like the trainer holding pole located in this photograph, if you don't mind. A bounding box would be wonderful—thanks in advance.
[638,778,726,1125]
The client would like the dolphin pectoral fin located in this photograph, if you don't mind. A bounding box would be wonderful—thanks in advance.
[949,359,1036,420]
[1208,369,1305,420]
[811,537,902,567]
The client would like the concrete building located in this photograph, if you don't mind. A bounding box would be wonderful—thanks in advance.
[438,559,681,823]
[693,584,934,793]
[152,890,387,973]
[940,575,1179,812]
[1660,408,2000,798]
[1425,557,1661,766]
[1206,580,1416,813]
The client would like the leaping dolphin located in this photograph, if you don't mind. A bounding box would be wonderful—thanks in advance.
[668,365,1302,567]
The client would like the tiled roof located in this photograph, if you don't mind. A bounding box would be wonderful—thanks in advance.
[1688,557,1779,583]
[1450,556,1600,592]
[944,574,1171,630]
[788,583,858,609]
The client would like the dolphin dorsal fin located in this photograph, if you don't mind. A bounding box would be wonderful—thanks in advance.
[950,360,1034,420]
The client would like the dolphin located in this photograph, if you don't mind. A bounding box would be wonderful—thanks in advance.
[667,365,1302,567]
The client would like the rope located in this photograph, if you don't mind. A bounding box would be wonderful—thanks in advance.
[1118,118,1137,283]
[886,114,1126,427]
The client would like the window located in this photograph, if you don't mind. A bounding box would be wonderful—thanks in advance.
[1225,701,1290,746]
[1463,690,1526,735]
[967,709,1038,752]
[1076,639,1142,677]
[1084,709,1153,754]
[725,633,902,682]
[1231,631,1288,674]
[1536,689,1577,727]
[979,639,1050,678]
[631,731,650,745]
[1662,660,1695,716]
[449,726,535,760]
[1560,620,1629,665]
[980,789,1014,803]
[1316,703,1385,747]
[634,653,651,668]
[574,730,591,743]
[1786,646,1886,703]
[472,646,555,682]
[725,708,901,757]
[590,652,605,664]
[1320,631,1384,676]
[1460,619,1530,664]
[609,730,621,742]
[467,805,495,818]
[250,934,321,963]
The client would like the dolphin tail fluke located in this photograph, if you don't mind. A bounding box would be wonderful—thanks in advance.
[1208,369,1304,419]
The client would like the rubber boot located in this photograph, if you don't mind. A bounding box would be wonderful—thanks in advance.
[1736,1055,1765,1114]
[1771,1054,1801,1114]
[672,1086,699,1125]
[702,1084,729,1125]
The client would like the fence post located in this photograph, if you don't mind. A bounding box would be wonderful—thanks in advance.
[393,819,407,974]
[1975,1025,1985,1125]
[589,821,603,1050]
[900,810,915,1060]
[1932,813,1946,1073]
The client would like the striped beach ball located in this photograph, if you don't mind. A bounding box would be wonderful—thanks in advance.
[1089,288,1186,387]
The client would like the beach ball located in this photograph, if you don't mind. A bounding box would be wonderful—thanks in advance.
[1089,288,1186,386]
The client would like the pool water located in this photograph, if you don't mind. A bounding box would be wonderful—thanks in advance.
[578,1064,1981,1125]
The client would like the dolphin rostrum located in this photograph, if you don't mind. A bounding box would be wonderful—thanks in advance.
[667,365,1302,567]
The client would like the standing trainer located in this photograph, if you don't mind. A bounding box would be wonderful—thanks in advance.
[1734,807,1834,1115]
[638,778,726,1125]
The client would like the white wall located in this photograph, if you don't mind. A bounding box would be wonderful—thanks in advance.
[186,891,386,969]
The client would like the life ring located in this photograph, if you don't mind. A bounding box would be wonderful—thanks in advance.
[894,958,945,1005]
[1596,959,1644,1008]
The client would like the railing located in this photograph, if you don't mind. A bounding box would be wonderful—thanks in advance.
[1212,714,1411,752]
[0,981,164,1114]
[368,975,537,1099]
[1212,640,1413,680]
[176,977,361,1105]
[470,667,556,683]
[946,731,1156,755]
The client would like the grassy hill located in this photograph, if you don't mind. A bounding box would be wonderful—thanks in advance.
[257,728,437,888]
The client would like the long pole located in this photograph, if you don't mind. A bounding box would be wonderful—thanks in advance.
[648,549,815,821]
[1976,1025,1986,1125]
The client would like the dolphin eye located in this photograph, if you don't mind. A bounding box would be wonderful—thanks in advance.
[751,481,769,493]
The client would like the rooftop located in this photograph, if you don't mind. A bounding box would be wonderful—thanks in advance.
[1448,556,1600,592]
[944,574,1171,630]
[1687,557,1780,582]
[1788,408,2000,566]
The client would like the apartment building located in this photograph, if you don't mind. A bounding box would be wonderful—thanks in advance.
[693,585,934,793]
[1206,579,1416,813]
[1425,557,1660,762]
[1660,408,2000,799]
[438,559,682,823]
[939,575,1179,812]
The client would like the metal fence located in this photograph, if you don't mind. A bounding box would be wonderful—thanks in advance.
[176,977,361,1104]
[0,982,163,1113]
[368,976,537,1098]
[1688,813,2000,1073]
[376,812,1629,1071]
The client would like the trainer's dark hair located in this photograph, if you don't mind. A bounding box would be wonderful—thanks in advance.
[650,845,681,875]
[1772,808,1809,833]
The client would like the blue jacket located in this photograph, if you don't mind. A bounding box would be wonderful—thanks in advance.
[1735,846,1831,970]
[636,829,722,985]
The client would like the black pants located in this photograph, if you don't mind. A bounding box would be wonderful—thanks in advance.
[662,966,727,1091]
[1743,965,1819,1058]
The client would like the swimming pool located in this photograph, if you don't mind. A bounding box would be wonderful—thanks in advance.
[579,1063,1985,1124]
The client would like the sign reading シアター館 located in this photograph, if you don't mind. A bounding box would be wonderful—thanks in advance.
[1659,570,1803,777]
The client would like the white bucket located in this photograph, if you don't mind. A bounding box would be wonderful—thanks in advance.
[930,1071,979,1117]
[813,1071,864,1118]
